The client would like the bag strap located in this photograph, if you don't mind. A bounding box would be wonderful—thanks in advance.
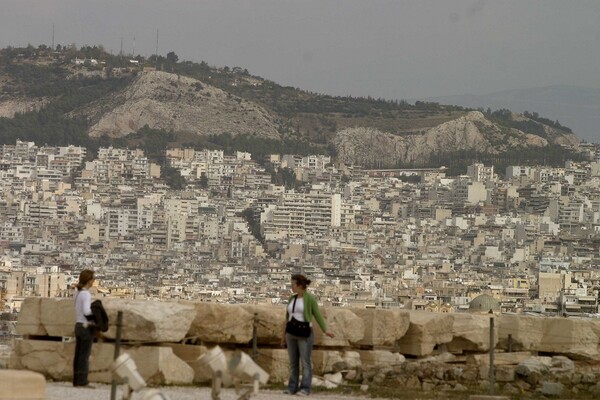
[292,295,297,312]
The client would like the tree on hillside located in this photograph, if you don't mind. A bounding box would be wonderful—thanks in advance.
[166,51,179,64]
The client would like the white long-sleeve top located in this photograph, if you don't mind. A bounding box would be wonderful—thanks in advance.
[75,289,92,324]
[287,296,305,322]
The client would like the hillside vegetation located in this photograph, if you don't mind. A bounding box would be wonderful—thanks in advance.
[0,45,580,172]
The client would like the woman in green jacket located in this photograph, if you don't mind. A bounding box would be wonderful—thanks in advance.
[282,274,334,396]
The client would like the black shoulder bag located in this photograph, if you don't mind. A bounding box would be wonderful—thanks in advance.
[285,296,311,337]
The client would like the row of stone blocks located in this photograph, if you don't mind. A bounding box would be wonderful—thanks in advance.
[11,297,600,386]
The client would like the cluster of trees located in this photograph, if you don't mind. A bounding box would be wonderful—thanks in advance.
[483,108,572,138]
[396,144,581,177]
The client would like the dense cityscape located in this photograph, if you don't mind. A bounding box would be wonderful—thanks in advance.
[1,138,600,330]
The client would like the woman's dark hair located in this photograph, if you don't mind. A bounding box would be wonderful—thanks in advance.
[77,269,95,290]
[291,274,311,289]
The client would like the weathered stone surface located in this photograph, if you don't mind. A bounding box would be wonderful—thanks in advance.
[312,350,343,375]
[541,381,564,397]
[15,297,46,336]
[341,351,362,370]
[9,340,194,385]
[447,313,498,353]
[240,304,286,345]
[313,308,364,347]
[494,365,516,382]
[515,356,552,377]
[254,349,289,384]
[0,369,46,400]
[351,308,410,346]
[498,314,600,359]
[358,350,404,370]
[40,298,76,337]
[126,346,194,385]
[466,351,534,366]
[104,298,195,342]
[164,343,210,383]
[396,311,454,357]
[9,340,72,380]
[185,302,253,344]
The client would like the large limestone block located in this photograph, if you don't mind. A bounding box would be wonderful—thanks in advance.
[165,343,210,383]
[313,308,364,347]
[103,298,195,342]
[9,340,72,381]
[185,302,253,344]
[16,297,46,336]
[447,313,498,353]
[87,344,194,385]
[358,350,404,370]
[127,345,195,385]
[396,311,454,357]
[312,350,343,375]
[0,369,46,400]
[240,304,286,345]
[351,308,410,346]
[254,349,289,383]
[498,314,600,359]
[40,298,76,337]
[10,340,194,385]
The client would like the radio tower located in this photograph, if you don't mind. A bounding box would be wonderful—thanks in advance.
[132,35,136,56]
[155,29,159,70]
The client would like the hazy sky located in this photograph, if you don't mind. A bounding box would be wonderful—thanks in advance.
[1,0,600,100]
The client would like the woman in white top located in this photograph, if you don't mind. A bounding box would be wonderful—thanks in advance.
[73,269,95,388]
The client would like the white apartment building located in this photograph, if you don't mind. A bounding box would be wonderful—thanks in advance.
[262,192,341,240]
[467,163,494,182]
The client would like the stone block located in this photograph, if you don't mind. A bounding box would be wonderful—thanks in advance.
[447,313,498,353]
[396,311,454,357]
[185,302,253,344]
[254,349,289,383]
[103,298,195,342]
[0,369,46,400]
[313,308,364,347]
[15,297,46,336]
[351,308,410,346]
[312,350,343,375]
[40,298,75,337]
[240,304,286,345]
[358,350,403,370]
[9,339,194,385]
[498,314,600,360]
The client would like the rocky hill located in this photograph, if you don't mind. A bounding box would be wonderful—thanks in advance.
[73,71,280,139]
[333,111,579,167]
[0,45,581,169]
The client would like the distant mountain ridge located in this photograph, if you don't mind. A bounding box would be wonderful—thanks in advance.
[0,45,584,170]
[423,85,600,143]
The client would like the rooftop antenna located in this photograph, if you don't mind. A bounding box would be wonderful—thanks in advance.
[51,23,55,50]
[155,29,159,70]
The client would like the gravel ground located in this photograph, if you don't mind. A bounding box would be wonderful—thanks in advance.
[45,382,378,400]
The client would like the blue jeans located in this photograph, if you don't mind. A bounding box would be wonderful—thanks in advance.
[286,330,314,394]
[73,323,94,386]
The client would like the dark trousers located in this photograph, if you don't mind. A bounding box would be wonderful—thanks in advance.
[73,323,94,386]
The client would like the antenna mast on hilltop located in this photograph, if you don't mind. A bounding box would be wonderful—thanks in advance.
[52,23,55,50]
[155,29,159,70]
[132,35,136,57]
[120,37,123,58]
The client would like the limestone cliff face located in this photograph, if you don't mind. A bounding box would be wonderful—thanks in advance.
[332,111,575,166]
[0,98,48,118]
[73,71,280,139]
